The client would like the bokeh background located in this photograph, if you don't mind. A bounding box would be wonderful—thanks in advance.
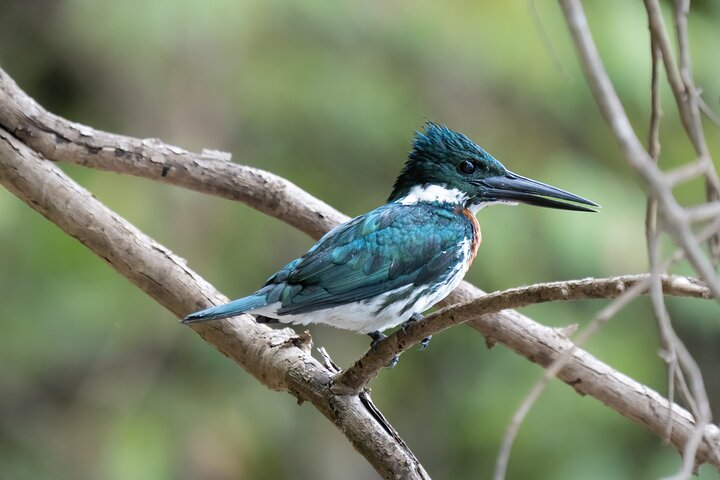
[1,1,719,479]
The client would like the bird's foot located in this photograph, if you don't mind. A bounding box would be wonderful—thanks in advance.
[400,312,424,333]
[400,313,432,350]
[368,330,386,349]
[367,331,399,368]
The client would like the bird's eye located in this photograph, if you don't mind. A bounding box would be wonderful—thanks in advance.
[458,160,476,175]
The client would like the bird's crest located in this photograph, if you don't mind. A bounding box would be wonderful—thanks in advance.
[388,122,502,202]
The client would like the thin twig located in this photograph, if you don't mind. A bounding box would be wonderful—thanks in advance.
[645,36,677,446]
[685,202,720,223]
[648,38,663,163]
[698,96,720,128]
[664,162,708,186]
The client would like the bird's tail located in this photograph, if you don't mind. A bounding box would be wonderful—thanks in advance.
[182,294,268,324]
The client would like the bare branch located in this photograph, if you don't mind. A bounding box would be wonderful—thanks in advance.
[643,0,697,149]
[0,129,430,480]
[646,35,676,447]
[698,96,720,128]
[673,0,707,152]
[664,161,708,186]
[333,274,710,393]
[686,202,720,223]
[648,39,663,163]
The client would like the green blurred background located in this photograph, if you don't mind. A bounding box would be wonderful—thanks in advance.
[1,1,719,478]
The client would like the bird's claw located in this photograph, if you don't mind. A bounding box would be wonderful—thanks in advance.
[401,314,431,351]
[401,312,424,333]
[368,330,399,368]
[368,330,386,350]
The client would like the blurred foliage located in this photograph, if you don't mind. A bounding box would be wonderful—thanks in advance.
[1,0,720,479]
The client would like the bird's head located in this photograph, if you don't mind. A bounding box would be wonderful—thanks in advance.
[388,122,598,213]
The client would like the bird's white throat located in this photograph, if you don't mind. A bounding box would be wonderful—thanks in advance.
[399,184,468,206]
[398,184,519,214]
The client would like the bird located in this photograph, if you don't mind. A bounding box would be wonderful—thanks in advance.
[183,123,597,358]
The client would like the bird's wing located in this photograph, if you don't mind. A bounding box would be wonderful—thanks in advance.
[262,203,474,315]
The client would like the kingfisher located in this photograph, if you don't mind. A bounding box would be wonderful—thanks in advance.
[184,123,597,355]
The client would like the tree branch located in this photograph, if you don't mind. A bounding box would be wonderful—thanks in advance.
[333,274,710,393]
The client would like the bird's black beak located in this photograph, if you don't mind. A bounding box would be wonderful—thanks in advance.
[474,171,598,212]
